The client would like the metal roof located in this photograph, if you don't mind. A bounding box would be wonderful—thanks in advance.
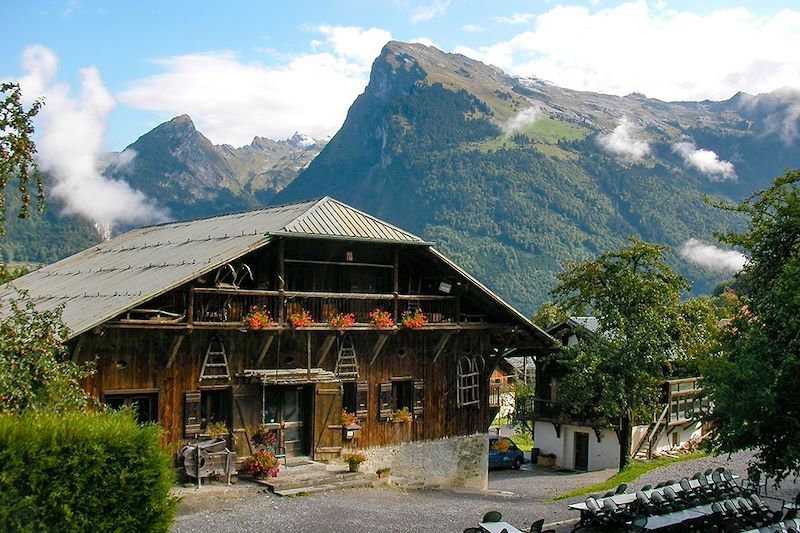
[0,197,425,338]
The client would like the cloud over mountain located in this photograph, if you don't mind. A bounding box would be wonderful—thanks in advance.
[18,45,167,238]
[679,239,747,274]
[597,117,650,161]
[672,140,736,181]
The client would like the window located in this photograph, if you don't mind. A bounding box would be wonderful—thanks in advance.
[458,355,481,407]
[343,382,369,419]
[184,389,232,437]
[378,379,424,420]
[105,390,158,424]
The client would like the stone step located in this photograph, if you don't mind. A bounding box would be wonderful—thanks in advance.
[273,475,376,497]
[266,470,365,491]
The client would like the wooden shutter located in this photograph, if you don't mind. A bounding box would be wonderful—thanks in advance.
[184,391,201,437]
[313,382,343,461]
[379,382,393,420]
[356,381,369,419]
[413,379,424,418]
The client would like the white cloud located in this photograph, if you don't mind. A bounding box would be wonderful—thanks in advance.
[119,26,390,146]
[462,24,483,33]
[454,2,800,102]
[17,45,167,238]
[672,140,736,181]
[502,106,542,134]
[410,0,451,23]
[410,37,436,47]
[494,13,534,25]
[597,117,650,161]
[679,239,747,274]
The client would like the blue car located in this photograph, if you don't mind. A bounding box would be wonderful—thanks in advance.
[488,436,525,470]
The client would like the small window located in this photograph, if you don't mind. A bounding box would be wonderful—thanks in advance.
[343,382,356,414]
[355,382,369,419]
[393,380,413,411]
[105,391,158,424]
[200,389,232,433]
[458,356,480,407]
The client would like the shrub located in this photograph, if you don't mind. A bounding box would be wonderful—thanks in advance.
[0,409,176,532]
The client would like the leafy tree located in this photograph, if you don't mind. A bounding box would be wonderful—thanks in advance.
[0,291,94,414]
[702,169,800,482]
[0,82,44,235]
[531,301,568,329]
[551,238,718,471]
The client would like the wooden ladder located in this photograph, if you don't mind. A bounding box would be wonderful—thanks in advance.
[334,335,359,380]
[200,335,231,381]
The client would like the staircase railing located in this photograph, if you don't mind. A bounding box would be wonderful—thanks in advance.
[645,404,670,459]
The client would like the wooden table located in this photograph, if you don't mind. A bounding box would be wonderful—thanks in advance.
[479,521,524,533]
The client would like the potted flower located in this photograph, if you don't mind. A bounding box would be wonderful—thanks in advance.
[392,407,412,423]
[243,449,281,479]
[341,450,368,472]
[251,425,278,451]
[376,467,391,479]
[205,421,229,440]
[243,305,274,329]
[328,312,356,329]
[368,309,394,329]
[341,410,361,439]
[401,308,428,328]
[288,308,313,327]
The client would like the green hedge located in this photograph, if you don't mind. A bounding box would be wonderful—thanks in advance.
[0,410,176,532]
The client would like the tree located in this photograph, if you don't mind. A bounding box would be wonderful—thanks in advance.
[0,291,94,414]
[0,82,44,235]
[531,301,567,329]
[702,169,800,483]
[551,238,718,471]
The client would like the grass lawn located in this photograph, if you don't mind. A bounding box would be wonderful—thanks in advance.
[550,450,709,501]
[509,431,533,453]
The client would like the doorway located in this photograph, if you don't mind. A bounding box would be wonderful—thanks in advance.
[263,386,312,457]
[574,432,589,471]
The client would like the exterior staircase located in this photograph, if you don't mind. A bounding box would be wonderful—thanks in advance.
[254,461,379,497]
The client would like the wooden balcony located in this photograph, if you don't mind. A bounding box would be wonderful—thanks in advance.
[107,287,492,330]
[514,397,561,421]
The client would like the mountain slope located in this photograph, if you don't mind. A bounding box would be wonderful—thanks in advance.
[277,41,800,313]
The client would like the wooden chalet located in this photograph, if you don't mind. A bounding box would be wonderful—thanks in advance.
[515,317,707,471]
[1,197,554,463]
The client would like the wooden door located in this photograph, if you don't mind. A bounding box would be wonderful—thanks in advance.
[263,385,312,458]
[314,382,343,462]
[574,432,589,471]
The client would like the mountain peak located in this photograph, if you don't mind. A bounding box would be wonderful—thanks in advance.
[287,132,316,148]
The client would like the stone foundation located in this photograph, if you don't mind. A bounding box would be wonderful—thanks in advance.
[343,433,488,490]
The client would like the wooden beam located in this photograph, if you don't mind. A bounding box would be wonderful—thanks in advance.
[255,335,275,367]
[166,335,185,368]
[431,331,454,364]
[316,334,337,366]
[369,334,390,365]
[70,335,85,361]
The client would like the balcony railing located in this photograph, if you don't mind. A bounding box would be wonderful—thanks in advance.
[116,287,462,327]
[514,397,561,421]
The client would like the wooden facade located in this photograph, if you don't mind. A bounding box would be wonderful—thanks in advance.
[23,199,556,462]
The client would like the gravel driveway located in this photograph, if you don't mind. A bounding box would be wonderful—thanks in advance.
[171,450,799,533]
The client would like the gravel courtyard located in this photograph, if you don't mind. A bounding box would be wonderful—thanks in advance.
[171,450,799,532]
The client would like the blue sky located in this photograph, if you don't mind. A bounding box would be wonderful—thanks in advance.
[3,0,795,247]
[0,0,800,150]
[4,0,800,151]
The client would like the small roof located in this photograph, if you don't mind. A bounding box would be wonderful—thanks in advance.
[0,197,425,338]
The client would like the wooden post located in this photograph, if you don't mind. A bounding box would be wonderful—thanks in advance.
[277,238,285,325]
[187,285,194,325]
[393,248,399,323]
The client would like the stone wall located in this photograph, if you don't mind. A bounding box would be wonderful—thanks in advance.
[347,433,488,490]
